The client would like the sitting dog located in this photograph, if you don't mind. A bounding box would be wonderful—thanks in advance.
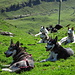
[40,36,74,62]
[59,27,75,45]
[2,39,34,73]
[35,26,49,43]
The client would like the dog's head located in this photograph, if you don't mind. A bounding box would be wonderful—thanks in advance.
[4,39,21,57]
[45,36,58,51]
[68,27,74,37]
[40,26,48,34]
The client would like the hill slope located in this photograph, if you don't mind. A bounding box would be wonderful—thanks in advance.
[0,0,75,75]
[0,0,70,19]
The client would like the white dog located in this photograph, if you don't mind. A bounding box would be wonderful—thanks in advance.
[59,27,75,45]
[35,26,49,43]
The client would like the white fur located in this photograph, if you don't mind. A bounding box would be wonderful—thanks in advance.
[2,68,13,72]
[38,33,49,43]
[35,26,49,43]
[59,28,75,45]
[40,51,58,62]
[40,42,58,62]
[49,51,58,61]
[35,32,42,37]
[35,26,49,37]
[2,60,28,72]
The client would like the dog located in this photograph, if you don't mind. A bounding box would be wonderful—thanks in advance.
[40,36,74,62]
[54,24,63,30]
[2,39,34,73]
[59,27,75,45]
[35,26,49,43]
[46,24,63,33]
[35,26,49,36]
[46,25,57,33]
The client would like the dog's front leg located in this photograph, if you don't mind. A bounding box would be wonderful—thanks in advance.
[2,68,20,72]
[9,63,21,72]
[35,32,42,36]
[45,51,55,61]
[39,52,53,62]
[3,61,14,68]
[50,53,58,62]
[2,68,13,72]
[2,65,10,67]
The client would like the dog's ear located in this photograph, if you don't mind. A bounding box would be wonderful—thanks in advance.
[68,27,70,30]
[10,39,13,45]
[41,26,44,29]
[16,41,19,47]
[72,27,74,30]
[41,26,45,29]
[43,26,44,29]
[55,36,58,43]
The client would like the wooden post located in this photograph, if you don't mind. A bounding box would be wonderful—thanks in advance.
[58,0,62,24]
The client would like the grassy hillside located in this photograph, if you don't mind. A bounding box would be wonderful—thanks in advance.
[0,0,69,19]
[0,0,75,75]
[0,16,75,75]
[0,0,75,21]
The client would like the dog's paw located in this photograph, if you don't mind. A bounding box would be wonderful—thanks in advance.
[3,65,10,67]
[2,68,12,72]
[39,59,47,62]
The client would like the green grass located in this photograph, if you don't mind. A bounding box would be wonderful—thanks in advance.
[0,15,75,75]
[0,0,75,75]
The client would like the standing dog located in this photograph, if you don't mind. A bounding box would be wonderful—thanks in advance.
[59,27,75,45]
[2,39,34,73]
[40,36,74,62]
[35,26,49,43]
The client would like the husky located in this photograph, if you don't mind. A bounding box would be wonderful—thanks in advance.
[59,27,75,45]
[40,36,74,62]
[2,39,34,73]
[35,26,49,43]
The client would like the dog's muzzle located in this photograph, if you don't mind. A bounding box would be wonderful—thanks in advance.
[4,52,13,57]
[45,44,55,51]
[45,47,51,51]
[68,33,72,37]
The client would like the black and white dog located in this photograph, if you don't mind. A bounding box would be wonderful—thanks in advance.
[35,26,49,43]
[59,27,75,45]
[2,39,34,73]
[40,36,74,62]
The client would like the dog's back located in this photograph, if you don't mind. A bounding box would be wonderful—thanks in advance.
[56,45,74,59]
[59,27,75,45]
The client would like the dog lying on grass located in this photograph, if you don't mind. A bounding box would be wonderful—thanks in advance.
[35,26,49,43]
[2,39,34,73]
[59,27,75,45]
[40,36,74,62]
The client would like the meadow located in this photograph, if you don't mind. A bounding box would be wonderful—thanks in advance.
[0,0,75,75]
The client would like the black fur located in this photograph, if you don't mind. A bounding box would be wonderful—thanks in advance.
[46,36,74,60]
